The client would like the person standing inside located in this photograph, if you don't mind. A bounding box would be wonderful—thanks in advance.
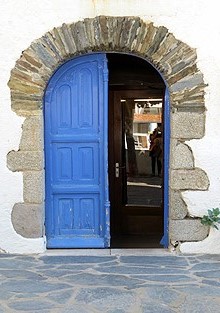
[149,129,162,177]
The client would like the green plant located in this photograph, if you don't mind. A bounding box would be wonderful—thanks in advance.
[201,208,220,230]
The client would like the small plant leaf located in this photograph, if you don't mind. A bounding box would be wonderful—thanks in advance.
[201,208,220,229]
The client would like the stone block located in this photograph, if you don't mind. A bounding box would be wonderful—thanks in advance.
[11,203,44,238]
[171,112,205,139]
[170,72,204,93]
[12,100,43,116]
[19,115,43,151]
[169,219,209,241]
[170,191,188,219]
[7,151,43,172]
[60,23,77,55]
[71,20,90,52]
[170,168,209,190]
[23,171,44,203]
[171,142,194,169]
[146,26,168,56]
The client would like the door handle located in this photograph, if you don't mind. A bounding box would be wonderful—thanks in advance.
[115,162,125,178]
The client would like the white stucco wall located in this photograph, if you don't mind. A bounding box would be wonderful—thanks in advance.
[0,0,220,253]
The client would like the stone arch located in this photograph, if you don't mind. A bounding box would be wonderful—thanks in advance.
[7,16,209,244]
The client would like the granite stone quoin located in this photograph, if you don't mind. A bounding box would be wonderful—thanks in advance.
[7,16,208,244]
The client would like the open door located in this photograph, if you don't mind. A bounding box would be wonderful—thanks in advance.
[108,54,167,248]
[44,53,110,248]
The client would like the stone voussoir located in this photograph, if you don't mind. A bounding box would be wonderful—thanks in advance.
[70,20,90,52]
[169,219,209,241]
[7,151,43,172]
[170,168,209,190]
[146,25,168,57]
[11,202,44,238]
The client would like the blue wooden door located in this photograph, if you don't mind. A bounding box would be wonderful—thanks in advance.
[44,54,110,248]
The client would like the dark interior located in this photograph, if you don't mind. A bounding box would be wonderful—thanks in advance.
[108,53,164,91]
[107,53,166,248]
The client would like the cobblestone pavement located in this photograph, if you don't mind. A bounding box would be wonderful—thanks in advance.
[0,251,220,312]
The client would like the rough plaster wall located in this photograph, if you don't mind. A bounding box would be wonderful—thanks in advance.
[0,0,220,253]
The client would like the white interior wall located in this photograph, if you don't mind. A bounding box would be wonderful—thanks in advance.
[0,0,220,253]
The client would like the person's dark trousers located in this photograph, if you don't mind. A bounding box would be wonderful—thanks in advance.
[151,156,156,176]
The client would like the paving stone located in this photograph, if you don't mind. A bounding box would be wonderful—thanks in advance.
[94,260,119,267]
[141,287,183,305]
[0,269,46,280]
[62,305,97,313]
[134,274,191,283]
[75,287,135,310]
[8,299,54,311]
[120,256,188,267]
[197,254,220,261]
[63,272,141,288]
[47,289,73,304]
[141,302,176,313]
[1,280,70,294]
[0,254,18,258]
[38,268,83,278]
[0,289,14,300]
[0,259,38,270]
[191,262,220,271]
[194,270,220,279]
[107,309,127,313]
[96,265,188,275]
[40,255,116,264]
[175,285,220,297]
[178,296,220,313]
[0,306,5,313]
[202,279,220,287]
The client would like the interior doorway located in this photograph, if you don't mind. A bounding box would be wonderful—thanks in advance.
[107,53,166,248]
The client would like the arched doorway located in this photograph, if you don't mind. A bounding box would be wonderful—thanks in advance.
[44,52,168,248]
[7,16,208,251]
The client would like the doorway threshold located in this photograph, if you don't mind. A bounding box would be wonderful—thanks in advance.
[44,248,169,256]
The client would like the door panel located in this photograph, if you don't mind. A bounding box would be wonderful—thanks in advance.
[45,54,109,248]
